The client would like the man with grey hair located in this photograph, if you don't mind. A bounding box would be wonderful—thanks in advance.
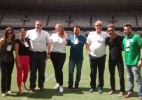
[86,20,109,94]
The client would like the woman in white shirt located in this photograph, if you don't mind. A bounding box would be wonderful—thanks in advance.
[50,23,67,93]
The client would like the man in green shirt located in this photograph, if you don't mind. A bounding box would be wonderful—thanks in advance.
[122,23,142,100]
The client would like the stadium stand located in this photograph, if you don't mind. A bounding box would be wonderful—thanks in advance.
[48,13,69,27]
[137,13,142,26]
[1,12,25,26]
[0,11,142,38]
[25,12,48,27]
[114,12,136,27]
[70,13,90,27]
[92,13,112,27]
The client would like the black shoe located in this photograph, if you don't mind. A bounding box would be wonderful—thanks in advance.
[75,86,79,90]
[68,85,73,90]
[98,87,103,94]
[89,88,95,93]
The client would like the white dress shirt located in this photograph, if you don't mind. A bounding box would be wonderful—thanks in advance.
[26,29,50,52]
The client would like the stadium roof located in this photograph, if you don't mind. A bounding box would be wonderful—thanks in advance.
[0,0,142,12]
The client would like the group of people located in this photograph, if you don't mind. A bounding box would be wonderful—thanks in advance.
[0,20,142,100]
[86,20,142,100]
[0,20,51,96]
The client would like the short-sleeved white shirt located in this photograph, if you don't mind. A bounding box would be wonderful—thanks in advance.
[50,33,66,53]
[26,29,50,52]
[86,31,109,57]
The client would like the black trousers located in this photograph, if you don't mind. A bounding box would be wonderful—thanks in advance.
[29,51,47,89]
[89,54,106,89]
[50,52,66,86]
[109,60,125,92]
[1,60,14,93]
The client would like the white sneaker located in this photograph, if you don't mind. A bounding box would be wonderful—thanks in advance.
[2,93,6,97]
[59,86,63,92]
[54,83,60,89]
[7,91,12,94]
[54,83,59,89]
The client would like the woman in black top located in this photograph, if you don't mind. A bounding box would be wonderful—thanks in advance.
[0,27,15,97]
[15,28,30,94]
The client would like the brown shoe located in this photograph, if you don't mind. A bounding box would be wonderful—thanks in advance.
[124,93,134,98]
[29,89,35,93]
[118,91,124,97]
[108,90,114,95]
[40,87,44,91]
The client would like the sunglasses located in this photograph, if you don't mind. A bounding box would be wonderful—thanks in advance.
[37,24,42,26]
[95,25,102,26]
[108,30,114,32]
[7,32,13,34]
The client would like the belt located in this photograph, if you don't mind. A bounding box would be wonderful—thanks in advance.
[51,51,61,53]
[31,51,46,53]
[19,55,29,57]
[19,55,29,56]
[51,51,62,53]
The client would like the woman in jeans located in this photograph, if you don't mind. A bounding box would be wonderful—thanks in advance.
[50,23,68,93]
[15,28,30,94]
[0,27,15,97]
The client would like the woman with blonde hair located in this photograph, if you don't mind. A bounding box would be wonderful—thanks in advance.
[0,27,15,97]
[50,23,68,93]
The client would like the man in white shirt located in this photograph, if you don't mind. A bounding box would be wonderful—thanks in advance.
[26,20,51,93]
[86,20,109,94]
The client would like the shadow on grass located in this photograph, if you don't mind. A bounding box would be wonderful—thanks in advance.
[63,87,90,94]
[7,87,139,99]
[9,88,61,99]
[8,87,90,99]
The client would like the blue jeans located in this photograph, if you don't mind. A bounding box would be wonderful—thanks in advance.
[126,65,142,98]
[68,58,83,86]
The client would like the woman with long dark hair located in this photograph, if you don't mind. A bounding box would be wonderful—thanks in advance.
[0,27,15,97]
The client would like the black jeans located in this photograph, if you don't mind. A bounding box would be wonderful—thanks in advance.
[109,60,125,92]
[29,51,47,89]
[89,54,106,89]
[1,60,14,93]
[50,52,66,86]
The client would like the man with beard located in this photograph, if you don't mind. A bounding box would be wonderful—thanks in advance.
[122,23,142,100]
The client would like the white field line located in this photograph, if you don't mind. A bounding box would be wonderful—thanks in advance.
[21,61,68,100]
